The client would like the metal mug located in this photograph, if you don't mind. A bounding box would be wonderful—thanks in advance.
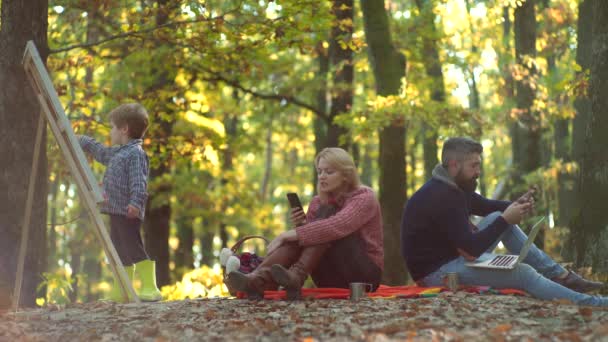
[445,272,459,291]
[349,282,373,301]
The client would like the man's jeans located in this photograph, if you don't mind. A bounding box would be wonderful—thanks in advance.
[421,212,608,306]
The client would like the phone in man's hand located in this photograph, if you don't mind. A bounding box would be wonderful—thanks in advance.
[286,192,303,211]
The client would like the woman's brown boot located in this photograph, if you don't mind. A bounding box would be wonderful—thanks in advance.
[225,243,301,300]
[271,244,329,300]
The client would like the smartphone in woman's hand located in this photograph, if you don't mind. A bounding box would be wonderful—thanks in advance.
[286,192,303,211]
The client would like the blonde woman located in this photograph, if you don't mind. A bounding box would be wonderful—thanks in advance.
[227,148,384,299]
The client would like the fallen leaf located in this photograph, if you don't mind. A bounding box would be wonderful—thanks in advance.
[491,324,512,333]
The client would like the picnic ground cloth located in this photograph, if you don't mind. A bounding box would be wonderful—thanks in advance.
[236,285,528,300]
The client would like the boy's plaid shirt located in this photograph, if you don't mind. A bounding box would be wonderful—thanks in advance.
[79,136,149,220]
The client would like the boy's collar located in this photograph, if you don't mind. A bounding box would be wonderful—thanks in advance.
[119,138,142,147]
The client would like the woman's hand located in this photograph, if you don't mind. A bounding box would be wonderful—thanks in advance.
[290,208,306,227]
[267,230,298,255]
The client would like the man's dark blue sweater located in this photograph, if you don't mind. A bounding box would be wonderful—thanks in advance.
[401,165,511,281]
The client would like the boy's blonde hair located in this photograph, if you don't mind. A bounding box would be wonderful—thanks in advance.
[315,147,361,196]
[109,103,149,139]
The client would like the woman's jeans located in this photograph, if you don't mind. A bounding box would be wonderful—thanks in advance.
[421,212,608,306]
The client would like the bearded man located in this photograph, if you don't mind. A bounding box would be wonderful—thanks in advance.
[400,137,606,306]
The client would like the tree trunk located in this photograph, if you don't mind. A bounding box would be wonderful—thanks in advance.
[200,223,215,267]
[143,0,175,287]
[570,0,608,270]
[415,0,442,181]
[0,0,49,308]
[513,0,540,174]
[361,0,408,285]
[464,0,486,196]
[326,0,354,150]
[174,216,194,279]
[219,95,239,249]
[260,114,274,201]
[313,41,329,191]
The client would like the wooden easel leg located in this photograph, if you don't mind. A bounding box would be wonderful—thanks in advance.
[82,201,140,303]
[13,115,45,310]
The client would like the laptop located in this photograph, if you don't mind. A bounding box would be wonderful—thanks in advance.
[466,216,546,270]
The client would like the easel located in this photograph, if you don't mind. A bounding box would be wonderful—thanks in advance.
[13,41,140,309]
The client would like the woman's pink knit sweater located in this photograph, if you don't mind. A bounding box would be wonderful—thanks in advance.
[295,186,384,270]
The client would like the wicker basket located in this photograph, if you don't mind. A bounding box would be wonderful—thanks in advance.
[223,235,269,296]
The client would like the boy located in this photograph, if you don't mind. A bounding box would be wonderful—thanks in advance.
[78,103,162,302]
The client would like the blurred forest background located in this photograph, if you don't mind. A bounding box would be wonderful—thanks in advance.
[1,0,608,307]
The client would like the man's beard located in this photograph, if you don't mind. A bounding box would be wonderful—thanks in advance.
[455,172,478,193]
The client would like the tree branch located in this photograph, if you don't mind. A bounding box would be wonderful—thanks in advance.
[49,16,222,54]
[201,68,326,120]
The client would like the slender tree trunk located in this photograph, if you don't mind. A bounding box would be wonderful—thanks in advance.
[69,250,81,303]
[464,0,486,196]
[219,91,239,249]
[513,0,540,174]
[570,0,608,270]
[48,179,59,270]
[361,0,408,285]
[313,41,330,191]
[143,0,176,287]
[174,216,194,279]
[260,114,274,201]
[0,0,49,308]
[200,223,215,266]
[360,143,373,186]
[415,0,442,181]
[326,0,354,150]
[514,0,542,248]
[548,0,575,227]
[78,4,103,297]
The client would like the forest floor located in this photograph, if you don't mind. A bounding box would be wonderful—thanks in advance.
[1,291,608,341]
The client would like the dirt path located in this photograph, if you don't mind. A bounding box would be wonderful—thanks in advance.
[2,292,607,341]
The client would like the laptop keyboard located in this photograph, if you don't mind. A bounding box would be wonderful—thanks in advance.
[489,255,517,267]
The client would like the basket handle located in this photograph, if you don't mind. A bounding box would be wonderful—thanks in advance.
[230,235,269,253]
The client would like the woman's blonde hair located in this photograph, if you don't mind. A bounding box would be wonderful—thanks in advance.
[315,147,361,198]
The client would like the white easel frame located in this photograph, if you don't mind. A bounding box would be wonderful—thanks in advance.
[13,41,140,309]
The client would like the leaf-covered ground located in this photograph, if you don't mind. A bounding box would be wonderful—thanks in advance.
[2,292,608,341]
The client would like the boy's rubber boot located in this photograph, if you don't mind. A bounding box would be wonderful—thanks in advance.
[107,265,135,303]
[135,259,163,302]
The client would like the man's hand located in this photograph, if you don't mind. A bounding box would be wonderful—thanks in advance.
[126,204,140,219]
[501,201,532,225]
[290,208,306,227]
[457,248,477,261]
[516,186,537,205]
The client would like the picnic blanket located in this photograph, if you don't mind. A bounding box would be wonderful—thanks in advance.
[236,285,528,300]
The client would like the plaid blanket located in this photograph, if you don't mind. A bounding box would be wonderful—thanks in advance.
[236,285,528,300]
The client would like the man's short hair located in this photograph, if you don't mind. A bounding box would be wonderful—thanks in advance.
[441,137,483,166]
[109,103,149,139]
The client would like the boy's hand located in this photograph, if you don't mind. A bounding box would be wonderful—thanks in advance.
[127,205,140,219]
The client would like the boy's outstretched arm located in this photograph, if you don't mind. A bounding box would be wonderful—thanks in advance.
[78,135,119,166]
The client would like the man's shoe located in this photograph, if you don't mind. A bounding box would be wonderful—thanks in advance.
[553,270,604,293]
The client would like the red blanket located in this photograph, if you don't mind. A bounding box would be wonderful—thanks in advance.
[236,285,528,300]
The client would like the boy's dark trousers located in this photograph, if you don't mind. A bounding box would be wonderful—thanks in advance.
[109,214,149,266]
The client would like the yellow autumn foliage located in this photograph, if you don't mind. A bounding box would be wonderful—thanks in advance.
[161,265,230,300]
